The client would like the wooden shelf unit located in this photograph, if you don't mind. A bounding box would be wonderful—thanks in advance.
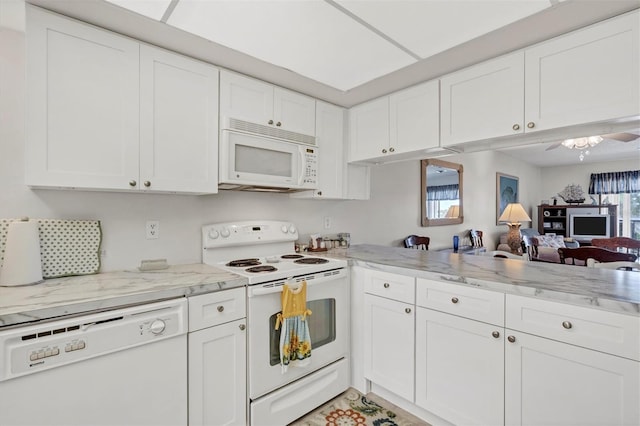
[538,204,617,240]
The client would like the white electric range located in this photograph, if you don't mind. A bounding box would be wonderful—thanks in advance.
[201,220,350,425]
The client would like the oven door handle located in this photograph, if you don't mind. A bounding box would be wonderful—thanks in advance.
[248,269,346,297]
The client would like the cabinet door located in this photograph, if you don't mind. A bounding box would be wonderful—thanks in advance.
[140,45,219,194]
[415,308,504,426]
[363,294,414,401]
[273,87,316,136]
[505,331,640,426]
[525,11,639,132]
[348,97,389,162]
[188,319,247,426]
[219,71,273,126]
[25,6,139,190]
[440,52,524,146]
[390,80,439,154]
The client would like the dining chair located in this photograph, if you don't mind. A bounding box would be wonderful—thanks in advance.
[558,246,637,266]
[404,235,430,250]
[590,237,640,257]
[470,230,484,248]
[586,259,639,271]
[483,250,528,260]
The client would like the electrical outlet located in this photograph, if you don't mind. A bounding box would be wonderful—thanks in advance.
[323,216,332,229]
[146,221,159,239]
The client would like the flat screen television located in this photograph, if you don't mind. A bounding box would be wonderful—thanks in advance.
[569,214,611,240]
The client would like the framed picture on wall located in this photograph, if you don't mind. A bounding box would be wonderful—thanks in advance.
[496,172,519,224]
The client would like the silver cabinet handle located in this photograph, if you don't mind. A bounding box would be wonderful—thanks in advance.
[492,331,500,338]
[276,121,282,127]
[129,180,137,187]
[527,122,535,129]
[507,335,516,343]
[405,308,411,314]
[562,321,572,329]
[451,297,459,304]
[389,147,395,152]
[268,119,274,125]
[512,124,520,130]
[143,181,151,187]
[381,149,387,154]
[383,283,390,288]
[217,306,224,312]
[239,324,245,331]
[317,191,322,196]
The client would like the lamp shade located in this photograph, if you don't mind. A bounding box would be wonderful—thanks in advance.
[498,203,531,224]
[445,205,459,218]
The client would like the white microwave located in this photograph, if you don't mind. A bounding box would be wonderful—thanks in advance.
[219,129,318,192]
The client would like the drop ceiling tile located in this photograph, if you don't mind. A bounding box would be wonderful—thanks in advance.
[167,0,416,91]
[336,0,551,59]
[104,0,172,21]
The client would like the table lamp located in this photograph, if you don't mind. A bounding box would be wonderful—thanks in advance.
[498,203,531,254]
[445,205,459,218]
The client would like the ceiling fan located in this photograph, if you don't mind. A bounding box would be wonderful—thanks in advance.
[545,132,640,161]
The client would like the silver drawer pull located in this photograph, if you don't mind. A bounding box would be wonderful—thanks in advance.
[405,308,411,314]
[507,335,516,343]
[492,331,500,338]
[451,297,459,304]
[562,321,572,329]
[239,324,245,331]
[217,306,224,312]
[383,283,390,288]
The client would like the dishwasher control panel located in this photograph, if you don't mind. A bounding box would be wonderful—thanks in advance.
[0,298,187,382]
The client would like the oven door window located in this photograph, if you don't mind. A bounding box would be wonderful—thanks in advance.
[269,298,336,366]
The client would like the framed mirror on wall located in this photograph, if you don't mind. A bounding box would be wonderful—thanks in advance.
[421,159,463,226]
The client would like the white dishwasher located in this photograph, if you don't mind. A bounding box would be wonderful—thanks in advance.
[0,298,188,426]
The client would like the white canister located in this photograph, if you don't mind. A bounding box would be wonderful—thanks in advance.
[0,218,43,286]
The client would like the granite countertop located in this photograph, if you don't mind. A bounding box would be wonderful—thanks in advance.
[0,264,246,328]
[345,244,640,315]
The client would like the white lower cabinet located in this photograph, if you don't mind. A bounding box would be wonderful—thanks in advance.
[363,293,415,402]
[415,308,504,426]
[505,330,640,426]
[188,288,247,426]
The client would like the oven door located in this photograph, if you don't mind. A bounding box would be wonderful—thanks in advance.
[247,268,349,399]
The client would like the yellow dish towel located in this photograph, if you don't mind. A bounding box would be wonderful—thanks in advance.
[275,281,312,373]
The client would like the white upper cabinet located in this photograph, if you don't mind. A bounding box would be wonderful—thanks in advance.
[26,7,219,194]
[140,45,219,194]
[220,71,316,136]
[349,96,390,162]
[26,6,140,190]
[349,80,440,163]
[524,10,639,132]
[441,10,639,147]
[390,80,440,154]
[440,52,524,146]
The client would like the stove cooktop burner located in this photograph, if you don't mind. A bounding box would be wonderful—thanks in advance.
[226,258,261,267]
[281,254,304,259]
[294,257,329,265]
[246,265,278,273]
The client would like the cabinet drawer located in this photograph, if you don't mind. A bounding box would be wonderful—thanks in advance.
[188,287,246,332]
[416,279,504,326]
[365,271,415,304]
[506,294,640,361]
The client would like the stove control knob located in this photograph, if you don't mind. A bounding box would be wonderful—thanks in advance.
[150,319,166,335]
[288,225,297,234]
[220,227,230,238]
[281,224,288,233]
[208,229,219,240]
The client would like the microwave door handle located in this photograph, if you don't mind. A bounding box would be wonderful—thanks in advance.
[298,149,305,186]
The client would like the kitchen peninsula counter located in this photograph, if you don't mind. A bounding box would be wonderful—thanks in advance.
[345,244,640,315]
[0,264,246,328]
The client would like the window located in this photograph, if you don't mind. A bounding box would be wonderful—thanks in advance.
[589,170,640,239]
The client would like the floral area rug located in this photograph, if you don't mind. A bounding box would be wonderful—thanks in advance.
[289,388,430,426]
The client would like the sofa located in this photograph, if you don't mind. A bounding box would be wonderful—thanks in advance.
[522,229,580,263]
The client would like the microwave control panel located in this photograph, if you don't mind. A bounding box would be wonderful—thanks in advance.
[302,147,318,187]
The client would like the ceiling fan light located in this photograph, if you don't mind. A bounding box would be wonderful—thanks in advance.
[561,135,603,150]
